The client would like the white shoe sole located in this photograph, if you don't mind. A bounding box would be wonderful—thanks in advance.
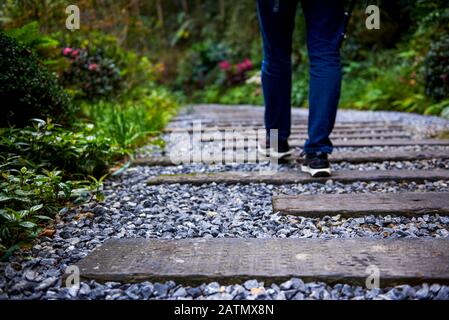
[258,145,293,159]
[301,165,332,177]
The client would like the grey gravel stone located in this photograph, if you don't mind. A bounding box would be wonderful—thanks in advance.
[35,277,58,291]
[186,287,202,299]
[153,283,168,297]
[204,282,221,295]
[172,287,188,298]
[243,279,259,290]
[435,287,449,300]
[415,283,429,300]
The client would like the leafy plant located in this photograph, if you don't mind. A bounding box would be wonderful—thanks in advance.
[82,88,178,151]
[0,32,75,127]
[5,21,66,73]
[0,164,91,254]
[61,47,122,100]
[176,40,233,89]
[0,119,115,257]
[56,30,165,99]
[0,119,117,178]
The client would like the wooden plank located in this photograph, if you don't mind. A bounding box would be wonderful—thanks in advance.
[223,139,449,148]
[165,124,406,133]
[331,139,449,148]
[330,150,449,163]
[166,127,408,134]
[132,150,449,167]
[147,169,449,185]
[200,132,411,142]
[273,192,449,217]
[77,238,449,286]
[169,120,398,127]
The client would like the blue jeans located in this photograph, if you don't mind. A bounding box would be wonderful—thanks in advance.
[257,0,345,154]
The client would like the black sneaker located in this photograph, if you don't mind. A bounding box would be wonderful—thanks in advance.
[258,138,293,159]
[301,152,332,177]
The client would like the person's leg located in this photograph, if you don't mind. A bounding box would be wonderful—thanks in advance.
[301,0,346,154]
[257,0,299,143]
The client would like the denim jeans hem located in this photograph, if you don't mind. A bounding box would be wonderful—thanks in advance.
[303,146,333,154]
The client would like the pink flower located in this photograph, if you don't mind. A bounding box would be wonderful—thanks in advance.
[236,63,246,73]
[63,47,73,56]
[236,59,253,73]
[71,49,80,57]
[88,63,99,71]
[242,58,253,70]
[219,60,231,71]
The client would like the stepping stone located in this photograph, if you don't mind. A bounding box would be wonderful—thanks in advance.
[165,124,406,133]
[76,238,449,286]
[273,192,449,217]
[133,150,449,167]
[147,169,449,185]
[225,139,449,149]
[200,132,411,142]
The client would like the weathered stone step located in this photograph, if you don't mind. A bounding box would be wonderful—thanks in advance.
[76,238,449,286]
[133,150,449,167]
[273,192,449,217]
[147,169,449,185]
[200,132,411,142]
[165,124,406,133]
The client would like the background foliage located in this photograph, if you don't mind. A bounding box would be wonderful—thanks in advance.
[2,0,446,115]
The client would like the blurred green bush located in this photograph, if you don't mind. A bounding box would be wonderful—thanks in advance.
[0,33,74,127]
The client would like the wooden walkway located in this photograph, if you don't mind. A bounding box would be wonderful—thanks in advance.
[80,105,449,287]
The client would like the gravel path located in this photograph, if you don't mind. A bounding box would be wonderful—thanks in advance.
[1,108,449,300]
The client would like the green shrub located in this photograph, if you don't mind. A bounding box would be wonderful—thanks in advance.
[192,83,263,105]
[5,22,64,70]
[0,120,114,257]
[0,33,75,127]
[0,119,117,178]
[61,46,122,101]
[0,165,89,253]
[176,40,233,89]
[425,35,449,100]
[56,31,163,100]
